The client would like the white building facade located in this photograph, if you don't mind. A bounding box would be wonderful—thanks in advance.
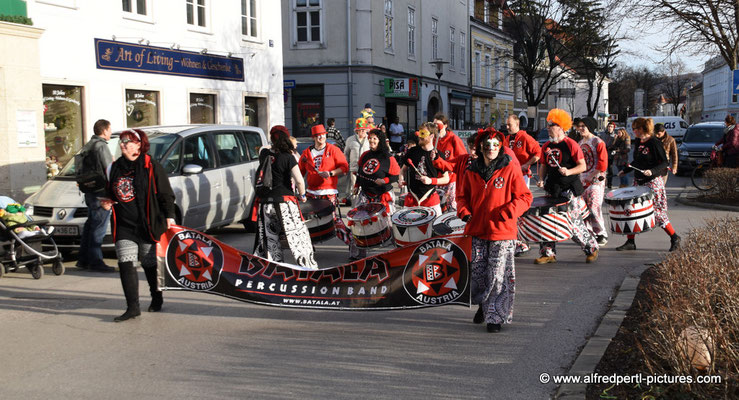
[27,0,284,170]
[702,56,739,122]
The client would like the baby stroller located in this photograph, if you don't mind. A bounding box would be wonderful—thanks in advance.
[0,215,64,280]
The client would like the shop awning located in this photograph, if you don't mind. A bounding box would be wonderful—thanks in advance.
[450,90,472,99]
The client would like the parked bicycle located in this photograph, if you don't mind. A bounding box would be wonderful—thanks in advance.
[691,145,722,191]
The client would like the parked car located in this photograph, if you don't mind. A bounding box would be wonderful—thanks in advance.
[536,127,550,146]
[23,125,267,253]
[677,122,725,174]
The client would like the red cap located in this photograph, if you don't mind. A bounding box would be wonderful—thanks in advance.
[310,124,328,137]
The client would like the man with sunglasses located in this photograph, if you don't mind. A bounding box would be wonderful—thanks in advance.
[535,109,599,264]
[398,122,449,216]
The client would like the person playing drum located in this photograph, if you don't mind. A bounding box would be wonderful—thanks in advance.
[254,126,317,269]
[617,117,681,252]
[433,112,468,211]
[457,128,532,333]
[576,117,609,246]
[535,109,600,264]
[399,122,450,216]
[298,124,354,248]
[350,128,401,260]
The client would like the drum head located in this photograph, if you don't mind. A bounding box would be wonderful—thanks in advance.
[605,186,652,201]
[299,198,334,218]
[347,202,386,220]
[391,207,436,226]
[432,212,466,236]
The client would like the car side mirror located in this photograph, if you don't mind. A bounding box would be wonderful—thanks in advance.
[182,164,203,175]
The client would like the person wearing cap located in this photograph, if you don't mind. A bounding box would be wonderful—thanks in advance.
[253,126,317,270]
[343,118,372,204]
[361,104,376,126]
[576,117,609,246]
[433,112,468,211]
[535,109,599,265]
[398,122,450,216]
[457,127,532,333]
[298,124,352,247]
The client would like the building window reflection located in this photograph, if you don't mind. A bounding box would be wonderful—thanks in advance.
[244,97,259,127]
[126,89,160,127]
[189,93,216,124]
[42,84,84,172]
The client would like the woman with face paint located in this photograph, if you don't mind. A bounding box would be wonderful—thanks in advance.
[457,128,532,333]
[100,129,176,322]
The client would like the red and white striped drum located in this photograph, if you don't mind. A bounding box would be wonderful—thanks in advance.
[347,203,392,248]
[432,211,467,236]
[517,197,573,243]
[391,207,436,247]
[299,198,335,243]
[574,196,590,220]
[604,186,655,235]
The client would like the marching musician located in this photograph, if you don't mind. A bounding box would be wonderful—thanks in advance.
[576,117,609,246]
[535,109,600,265]
[457,128,532,333]
[398,122,450,216]
[617,118,681,252]
[254,126,317,269]
[298,124,353,248]
[351,128,401,260]
[433,112,468,210]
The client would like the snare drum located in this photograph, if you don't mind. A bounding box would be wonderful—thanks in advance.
[346,203,392,248]
[391,207,436,247]
[299,199,336,243]
[604,186,655,235]
[518,197,573,243]
[432,211,467,236]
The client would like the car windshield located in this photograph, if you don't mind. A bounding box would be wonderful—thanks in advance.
[56,131,179,177]
[682,126,724,143]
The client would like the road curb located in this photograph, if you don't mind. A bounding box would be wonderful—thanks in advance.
[554,268,646,399]
[675,191,739,212]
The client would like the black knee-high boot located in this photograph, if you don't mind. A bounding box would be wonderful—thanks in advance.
[114,262,141,322]
[143,266,163,312]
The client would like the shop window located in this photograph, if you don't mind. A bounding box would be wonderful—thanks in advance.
[189,93,216,124]
[291,85,324,138]
[244,97,259,127]
[42,84,85,172]
[125,89,160,127]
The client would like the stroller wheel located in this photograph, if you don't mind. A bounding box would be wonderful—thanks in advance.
[29,262,44,280]
[52,258,65,276]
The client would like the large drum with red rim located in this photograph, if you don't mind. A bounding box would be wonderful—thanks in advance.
[604,186,655,235]
[391,207,436,247]
[347,203,392,248]
[299,198,335,243]
[518,197,573,243]
[432,211,467,236]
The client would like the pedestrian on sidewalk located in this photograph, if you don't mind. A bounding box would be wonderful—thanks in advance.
[325,118,345,151]
[617,117,681,252]
[77,119,115,272]
[457,128,532,333]
[100,129,177,322]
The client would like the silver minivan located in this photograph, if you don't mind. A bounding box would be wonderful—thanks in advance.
[24,125,267,253]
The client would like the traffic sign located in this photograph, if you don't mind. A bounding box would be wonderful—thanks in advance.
[734,70,739,95]
[284,79,296,89]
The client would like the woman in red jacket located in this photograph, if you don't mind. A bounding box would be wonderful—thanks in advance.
[457,128,533,333]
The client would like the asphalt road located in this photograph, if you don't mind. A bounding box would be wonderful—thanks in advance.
[1,174,736,399]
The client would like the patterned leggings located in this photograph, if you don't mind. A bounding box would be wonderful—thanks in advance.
[115,239,155,267]
[540,196,599,257]
[470,238,516,325]
[643,178,670,228]
[582,183,607,237]
[255,201,318,269]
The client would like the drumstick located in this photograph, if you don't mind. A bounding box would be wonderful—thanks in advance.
[545,149,563,169]
[406,159,424,177]
[417,187,435,205]
[627,164,648,174]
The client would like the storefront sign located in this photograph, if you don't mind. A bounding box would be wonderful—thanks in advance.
[383,78,419,99]
[94,38,244,82]
[157,226,471,310]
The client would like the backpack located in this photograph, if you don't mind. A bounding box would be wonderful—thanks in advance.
[254,150,274,198]
[74,143,107,194]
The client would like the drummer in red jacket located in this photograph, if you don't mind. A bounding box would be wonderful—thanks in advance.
[433,112,468,210]
[299,124,353,247]
[535,109,600,264]
[457,128,532,333]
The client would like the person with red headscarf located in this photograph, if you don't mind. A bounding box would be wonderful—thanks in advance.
[457,128,532,333]
[100,129,176,322]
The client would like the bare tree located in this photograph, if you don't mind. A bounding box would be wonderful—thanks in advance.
[659,59,698,117]
[635,0,739,69]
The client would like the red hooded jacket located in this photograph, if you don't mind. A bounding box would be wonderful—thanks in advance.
[436,130,468,183]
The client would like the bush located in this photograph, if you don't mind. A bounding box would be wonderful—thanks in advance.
[637,217,739,398]
[704,168,739,201]
[0,14,33,26]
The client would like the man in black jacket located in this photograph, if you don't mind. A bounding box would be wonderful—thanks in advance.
[77,119,114,272]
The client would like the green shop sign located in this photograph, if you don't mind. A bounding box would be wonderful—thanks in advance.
[383,78,418,99]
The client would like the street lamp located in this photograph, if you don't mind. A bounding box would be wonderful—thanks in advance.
[429,59,449,92]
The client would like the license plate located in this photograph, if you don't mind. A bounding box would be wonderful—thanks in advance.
[52,225,79,236]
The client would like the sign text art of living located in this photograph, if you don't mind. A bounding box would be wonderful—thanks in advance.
[94,38,244,82]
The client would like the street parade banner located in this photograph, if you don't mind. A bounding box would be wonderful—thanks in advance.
[157,226,471,310]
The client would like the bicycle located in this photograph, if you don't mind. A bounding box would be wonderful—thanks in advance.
[690,146,722,191]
